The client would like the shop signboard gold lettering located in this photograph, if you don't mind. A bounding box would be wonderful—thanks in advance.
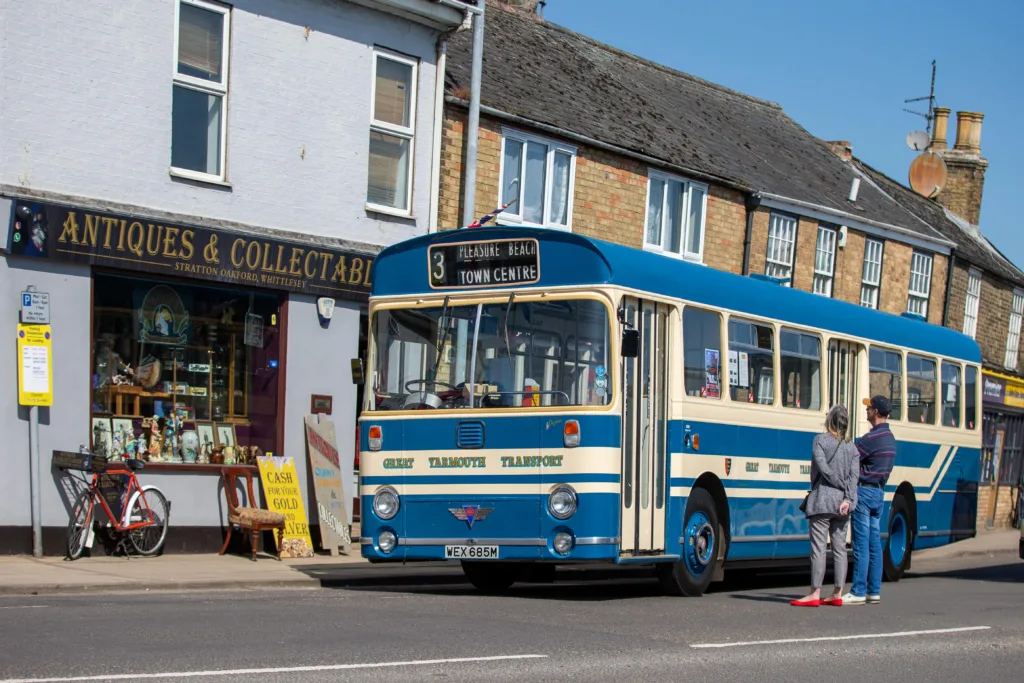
[6,200,374,301]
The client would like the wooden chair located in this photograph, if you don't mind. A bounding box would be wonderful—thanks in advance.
[219,466,286,561]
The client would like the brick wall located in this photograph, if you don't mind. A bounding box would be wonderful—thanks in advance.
[937,157,988,226]
[946,261,971,335]
[973,272,1020,370]
[440,108,748,260]
[976,484,1018,530]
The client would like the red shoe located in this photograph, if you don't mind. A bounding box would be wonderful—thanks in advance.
[822,598,843,606]
[790,598,821,607]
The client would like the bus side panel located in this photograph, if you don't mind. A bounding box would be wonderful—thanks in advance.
[911,445,980,550]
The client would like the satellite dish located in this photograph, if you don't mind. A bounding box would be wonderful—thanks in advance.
[909,151,948,198]
[906,131,930,151]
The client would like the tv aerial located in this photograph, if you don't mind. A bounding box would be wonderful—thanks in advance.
[903,60,937,135]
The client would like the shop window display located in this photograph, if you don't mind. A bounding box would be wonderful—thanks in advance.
[91,273,283,465]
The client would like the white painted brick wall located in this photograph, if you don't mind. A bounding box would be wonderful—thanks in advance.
[0,0,443,248]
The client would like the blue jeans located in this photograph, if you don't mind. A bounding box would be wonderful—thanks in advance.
[851,485,884,597]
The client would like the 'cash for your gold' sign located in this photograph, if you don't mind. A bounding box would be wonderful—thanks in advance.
[7,200,375,301]
[257,455,314,558]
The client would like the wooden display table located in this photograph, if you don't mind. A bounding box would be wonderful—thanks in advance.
[108,385,171,417]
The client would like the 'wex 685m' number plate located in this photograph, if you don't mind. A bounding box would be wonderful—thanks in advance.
[444,545,499,559]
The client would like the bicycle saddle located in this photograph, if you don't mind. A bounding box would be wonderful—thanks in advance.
[125,459,146,471]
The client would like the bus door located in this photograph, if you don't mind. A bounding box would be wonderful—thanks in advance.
[620,297,670,555]
[828,339,861,437]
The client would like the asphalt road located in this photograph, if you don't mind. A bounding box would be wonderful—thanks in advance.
[0,552,1021,683]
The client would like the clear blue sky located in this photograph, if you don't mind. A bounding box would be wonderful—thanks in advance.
[544,0,1024,268]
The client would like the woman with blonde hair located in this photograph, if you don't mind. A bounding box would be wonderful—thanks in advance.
[791,404,860,607]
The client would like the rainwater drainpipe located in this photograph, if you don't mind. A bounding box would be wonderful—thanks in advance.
[460,0,486,228]
[941,252,957,327]
[427,37,448,233]
[742,193,762,276]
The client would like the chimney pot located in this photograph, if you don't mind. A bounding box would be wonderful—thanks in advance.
[954,111,983,154]
[930,107,950,150]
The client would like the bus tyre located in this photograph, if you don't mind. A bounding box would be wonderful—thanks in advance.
[883,494,913,582]
[461,561,519,593]
[657,488,720,597]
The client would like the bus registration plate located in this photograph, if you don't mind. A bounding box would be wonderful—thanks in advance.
[444,545,499,559]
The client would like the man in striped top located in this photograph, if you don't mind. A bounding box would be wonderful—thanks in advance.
[843,395,896,605]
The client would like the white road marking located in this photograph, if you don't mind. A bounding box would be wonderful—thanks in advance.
[0,654,548,682]
[691,625,991,648]
[0,606,46,610]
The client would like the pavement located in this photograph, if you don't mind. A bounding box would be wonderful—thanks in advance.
[0,543,1021,682]
[0,528,1018,597]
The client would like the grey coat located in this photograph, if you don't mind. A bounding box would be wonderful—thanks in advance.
[804,433,859,518]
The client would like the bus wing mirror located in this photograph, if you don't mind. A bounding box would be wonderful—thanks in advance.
[351,358,365,385]
[621,329,639,358]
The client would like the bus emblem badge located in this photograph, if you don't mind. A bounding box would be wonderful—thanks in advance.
[725,458,732,476]
[449,505,493,529]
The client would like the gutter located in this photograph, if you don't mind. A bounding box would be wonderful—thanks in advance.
[742,193,762,276]
[445,96,752,194]
[758,193,956,254]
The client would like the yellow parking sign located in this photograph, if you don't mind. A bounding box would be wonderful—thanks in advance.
[17,324,53,406]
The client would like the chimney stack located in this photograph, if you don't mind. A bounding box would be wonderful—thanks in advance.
[824,140,852,162]
[930,107,949,150]
[934,108,988,225]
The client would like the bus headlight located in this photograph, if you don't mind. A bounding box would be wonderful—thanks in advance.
[378,530,397,553]
[373,486,400,520]
[548,485,578,520]
[553,532,574,556]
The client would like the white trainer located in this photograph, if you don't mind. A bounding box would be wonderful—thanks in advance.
[841,592,866,605]
[867,594,881,604]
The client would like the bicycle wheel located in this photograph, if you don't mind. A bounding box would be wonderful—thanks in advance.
[66,490,94,560]
[128,488,169,556]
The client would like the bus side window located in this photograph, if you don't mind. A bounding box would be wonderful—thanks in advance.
[907,354,937,425]
[728,318,775,405]
[781,328,821,410]
[868,347,903,421]
[965,366,978,430]
[941,362,962,428]
[683,307,722,399]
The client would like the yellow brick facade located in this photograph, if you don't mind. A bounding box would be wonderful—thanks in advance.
[439,106,952,331]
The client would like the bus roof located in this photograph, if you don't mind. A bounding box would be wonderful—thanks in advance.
[372,227,981,363]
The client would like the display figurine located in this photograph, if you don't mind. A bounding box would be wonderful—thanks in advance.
[125,433,137,459]
[148,420,163,462]
[111,429,123,461]
[198,441,212,464]
[223,445,235,465]
[136,434,148,462]
[92,422,109,458]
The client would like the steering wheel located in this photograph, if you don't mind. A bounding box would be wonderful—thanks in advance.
[403,379,457,409]
[404,380,456,393]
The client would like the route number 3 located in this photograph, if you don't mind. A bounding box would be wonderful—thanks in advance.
[431,251,445,284]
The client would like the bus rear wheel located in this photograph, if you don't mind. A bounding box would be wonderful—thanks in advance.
[657,488,720,597]
[461,561,519,593]
[883,494,913,582]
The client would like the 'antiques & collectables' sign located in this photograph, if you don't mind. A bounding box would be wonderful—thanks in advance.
[428,237,540,289]
[7,199,375,301]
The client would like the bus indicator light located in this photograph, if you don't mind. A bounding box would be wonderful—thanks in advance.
[369,425,382,451]
[564,420,580,448]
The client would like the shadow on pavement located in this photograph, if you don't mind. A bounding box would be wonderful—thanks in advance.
[909,561,1024,583]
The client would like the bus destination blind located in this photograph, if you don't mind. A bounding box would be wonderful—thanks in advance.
[428,238,540,289]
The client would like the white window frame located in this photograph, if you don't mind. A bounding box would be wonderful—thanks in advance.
[497,128,576,231]
[365,48,419,217]
[1005,289,1024,370]
[812,224,838,297]
[643,170,708,263]
[963,267,982,339]
[860,238,884,309]
[171,0,231,184]
[907,251,934,318]
[766,212,797,286]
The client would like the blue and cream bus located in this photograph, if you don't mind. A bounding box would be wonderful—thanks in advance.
[354,227,981,595]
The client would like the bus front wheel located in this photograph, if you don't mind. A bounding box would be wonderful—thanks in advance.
[657,488,720,597]
[461,561,519,593]
[883,494,913,582]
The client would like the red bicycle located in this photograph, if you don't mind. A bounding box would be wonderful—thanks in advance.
[59,452,170,559]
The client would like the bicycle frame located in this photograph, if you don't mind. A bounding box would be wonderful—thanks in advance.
[84,466,157,533]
